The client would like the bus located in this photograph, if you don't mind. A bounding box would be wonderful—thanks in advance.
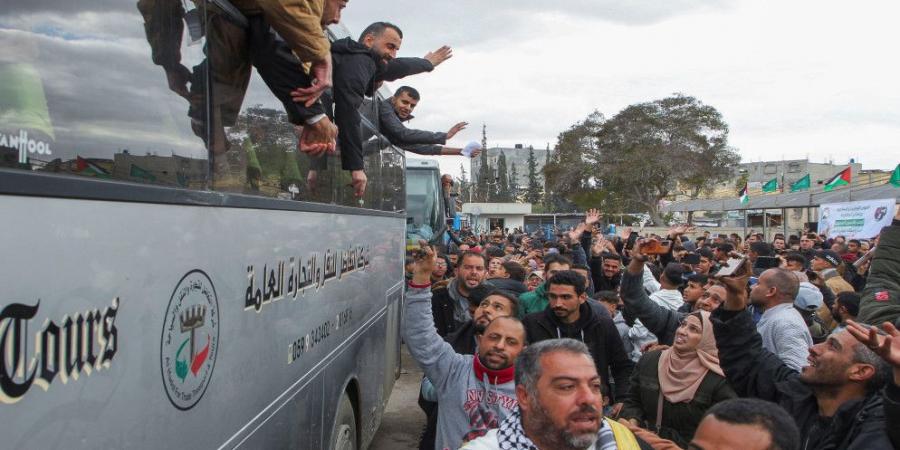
[0,5,434,449]
[405,159,448,250]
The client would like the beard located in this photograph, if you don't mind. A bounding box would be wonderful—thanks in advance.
[522,397,599,450]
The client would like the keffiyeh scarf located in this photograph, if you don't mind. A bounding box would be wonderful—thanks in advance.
[496,409,617,450]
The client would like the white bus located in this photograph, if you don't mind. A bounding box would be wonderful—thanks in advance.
[0,4,429,449]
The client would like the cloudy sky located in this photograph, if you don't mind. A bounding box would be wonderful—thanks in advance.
[341,0,900,178]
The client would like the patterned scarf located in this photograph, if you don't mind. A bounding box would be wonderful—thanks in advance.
[496,408,617,450]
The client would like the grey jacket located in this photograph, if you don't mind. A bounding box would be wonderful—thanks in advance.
[403,286,518,450]
[378,98,447,155]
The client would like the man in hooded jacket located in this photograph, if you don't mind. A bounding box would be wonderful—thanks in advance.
[522,270,634,405]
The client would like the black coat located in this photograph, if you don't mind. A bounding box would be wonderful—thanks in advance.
[484,277,529,298]
[329,38,433,170]
[711,308,893,449]
[523,302,635,402]
[429,284,466,339]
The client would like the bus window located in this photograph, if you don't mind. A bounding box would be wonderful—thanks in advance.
[215,41,406,212]
[0,2,209,187]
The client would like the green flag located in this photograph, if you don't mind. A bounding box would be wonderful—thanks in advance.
[762,178,778,193]
[738,184,749,205]
[890,164,900,187]
[129,163,156,181]
[790,174,810,192]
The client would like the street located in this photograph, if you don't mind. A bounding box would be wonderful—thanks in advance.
[368,344,426,450]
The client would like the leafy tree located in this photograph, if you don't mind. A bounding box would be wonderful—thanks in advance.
[589,94,737,224]
[543,111,605,212]
[524,146,542,204]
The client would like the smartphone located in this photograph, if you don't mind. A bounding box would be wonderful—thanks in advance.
[625,231,639,250]
[754,256,780,270]
[682,253,701,265]
[717,257,748,277]
[641,240,672,255]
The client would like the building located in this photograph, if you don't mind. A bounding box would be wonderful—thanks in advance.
[470,144,550,191]
[736,159,863,190]
[461,202,532,232]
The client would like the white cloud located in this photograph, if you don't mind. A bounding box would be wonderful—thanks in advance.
[342,0,900,178]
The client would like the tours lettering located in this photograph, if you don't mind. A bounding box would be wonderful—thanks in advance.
[0,297,120,404]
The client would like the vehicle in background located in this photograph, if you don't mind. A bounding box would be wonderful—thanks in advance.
[405,158,448,250]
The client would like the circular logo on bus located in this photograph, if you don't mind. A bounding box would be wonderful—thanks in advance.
[160,270,219,410]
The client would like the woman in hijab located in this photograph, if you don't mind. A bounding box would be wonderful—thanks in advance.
[619,311,736,447]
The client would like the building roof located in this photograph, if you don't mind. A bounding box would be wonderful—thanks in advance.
[661,184,900,212]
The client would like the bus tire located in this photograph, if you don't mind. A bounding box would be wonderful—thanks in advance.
[330,393,357,450]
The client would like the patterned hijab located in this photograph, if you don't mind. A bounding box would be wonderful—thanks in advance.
[657,311,724,403]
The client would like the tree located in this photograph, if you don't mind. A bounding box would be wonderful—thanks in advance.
[457,163,471,203]
[543,111,606,212]
[496,151,510,202]
[509,162,519,200]
[589,94,738,224]
[524,146,542,204]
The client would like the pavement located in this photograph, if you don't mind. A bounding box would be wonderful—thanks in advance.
[368,344,426,450]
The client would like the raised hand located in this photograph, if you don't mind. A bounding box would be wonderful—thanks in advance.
[585,208,602,227]
[446,122,467,140]
[424,45,452,67]
[716,259,752,311]
[845,321,900,369]
[411,240,436,285]
[568,223,587,242]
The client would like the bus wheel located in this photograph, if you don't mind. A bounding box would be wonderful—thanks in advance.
[331,393,357,450]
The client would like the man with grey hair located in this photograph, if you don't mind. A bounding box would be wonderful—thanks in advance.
[462,339,653,450]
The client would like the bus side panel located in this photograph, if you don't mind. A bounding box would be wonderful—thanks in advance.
[0,195,403,449]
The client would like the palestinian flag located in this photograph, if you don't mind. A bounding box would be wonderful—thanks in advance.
[75,156,109,177]
[738,183,749,205]
[824,167,851,191]
[889,164,900,187]
[790,174,810,192]
[762,178,778,193]
[129,164,157,181]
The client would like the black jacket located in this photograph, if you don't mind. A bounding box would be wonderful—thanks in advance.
[885,382,900,448]
[429,283,467,338]
[484,277,529,298]
[377,98,446,155]
[329,37,433,170]
[591,266,622,293]
[523,302,635,402]
[445,320,478,356]
[711,307,893,449]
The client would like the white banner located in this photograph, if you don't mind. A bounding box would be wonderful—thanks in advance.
[818,199,896,239]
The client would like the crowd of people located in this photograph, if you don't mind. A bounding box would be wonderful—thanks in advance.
[402,206,900,449]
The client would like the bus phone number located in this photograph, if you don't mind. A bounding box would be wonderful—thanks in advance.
[287,308,352,365]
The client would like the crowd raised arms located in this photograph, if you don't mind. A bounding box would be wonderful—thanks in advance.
[403,205,899,449]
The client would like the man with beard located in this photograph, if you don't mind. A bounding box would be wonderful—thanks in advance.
[301,21,453,196]
[710,260,892,449]
[431,251,488,338]
[405,243,525,450]
[519,254,572,316]
[523,271,634,411]
[830,291,860,335]
[462,339,653,450]
[590,253,622,293]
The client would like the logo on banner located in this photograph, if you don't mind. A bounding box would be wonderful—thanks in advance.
[161,270,219,410]
[874,207,887,221]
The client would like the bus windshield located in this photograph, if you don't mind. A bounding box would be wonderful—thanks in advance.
[406,168,444,245]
